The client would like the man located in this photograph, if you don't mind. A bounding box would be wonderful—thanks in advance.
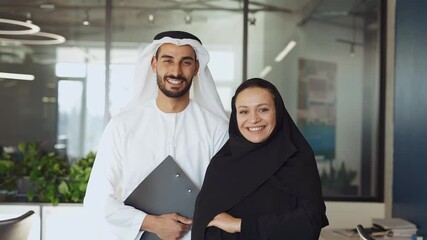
[83,31,229,240]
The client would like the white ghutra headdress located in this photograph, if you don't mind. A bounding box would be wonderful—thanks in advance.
[124,31,228,122]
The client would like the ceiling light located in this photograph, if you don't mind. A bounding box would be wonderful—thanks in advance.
[0,31,66,45]
[248,16,256,26]
[39,4,55,9]
[259,66,272,78]
[148,14,154,23]
[184,14,192,24]
[248,18,256,25]
[25,13,32,24]
[274,40,297,62]
[0,72,35,81]
[83,10,90,26]
[0,18,40,35]
[349,43,355,58]
[0,18,65,45]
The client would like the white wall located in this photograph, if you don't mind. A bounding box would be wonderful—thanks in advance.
[324,201,385,229]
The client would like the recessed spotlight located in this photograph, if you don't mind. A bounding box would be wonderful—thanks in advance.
[83,10,90,26]
[184,14,192,24]
[26,12,32,24]
[148,14,154,23]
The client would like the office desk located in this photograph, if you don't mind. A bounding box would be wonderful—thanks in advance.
[320,228,412,240]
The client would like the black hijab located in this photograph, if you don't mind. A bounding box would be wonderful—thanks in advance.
[192,78,326,239]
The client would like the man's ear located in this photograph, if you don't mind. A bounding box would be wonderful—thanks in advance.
[151,56,157,72]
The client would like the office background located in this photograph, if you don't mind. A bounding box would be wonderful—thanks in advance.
[0,0,383,201]
[0,0,426,239]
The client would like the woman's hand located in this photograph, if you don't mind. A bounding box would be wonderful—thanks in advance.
[207,212,241,233]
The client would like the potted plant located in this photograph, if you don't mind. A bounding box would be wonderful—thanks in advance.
[0,156,15,201]
[59,151,96,203]
[1,141,97,205]
[26,150,70,205]
[14,142,39,195]
[320,160,358,195]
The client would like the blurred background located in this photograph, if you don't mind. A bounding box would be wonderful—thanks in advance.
[0,0,383,200]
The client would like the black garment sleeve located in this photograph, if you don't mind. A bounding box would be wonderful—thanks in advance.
[240,199,325,240]
[240,215,259,240]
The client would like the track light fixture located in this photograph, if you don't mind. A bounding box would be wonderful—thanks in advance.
[184,13,192,25]
[82,10,90,26]
[248,13,256,26]
[25,12,32,24]
[148,14,154,23]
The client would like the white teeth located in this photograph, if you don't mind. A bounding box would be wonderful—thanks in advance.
[248,126,263,131]
[167,78,183,85]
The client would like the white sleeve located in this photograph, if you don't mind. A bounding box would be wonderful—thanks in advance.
[213,119,229,155]
[83,118,147,240]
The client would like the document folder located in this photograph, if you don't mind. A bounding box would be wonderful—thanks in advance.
[124,155,199,240]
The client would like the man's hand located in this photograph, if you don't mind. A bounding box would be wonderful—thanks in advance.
[141,213,192,240]
[207,212,241,233]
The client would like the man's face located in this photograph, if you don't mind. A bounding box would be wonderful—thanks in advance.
[151,43,199,98]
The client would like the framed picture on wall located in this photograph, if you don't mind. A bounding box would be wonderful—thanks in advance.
[297,58,337,161]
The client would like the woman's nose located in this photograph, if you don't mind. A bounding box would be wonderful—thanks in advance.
[248,112,260,123]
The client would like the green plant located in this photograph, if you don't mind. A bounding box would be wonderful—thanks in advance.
[1,141,97,205]
[27,151,70,205]
[15,142,39,177]
[0,142,40,194]
[320,160,357,195]
[59,152,96,203]
[0,157,15,191]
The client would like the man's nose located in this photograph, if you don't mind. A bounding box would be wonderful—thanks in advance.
[170,62,183,76]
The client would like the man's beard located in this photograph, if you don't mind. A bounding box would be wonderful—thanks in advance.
[157,74,193,98]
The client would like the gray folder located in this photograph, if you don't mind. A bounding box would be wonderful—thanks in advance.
[124,155,199,240]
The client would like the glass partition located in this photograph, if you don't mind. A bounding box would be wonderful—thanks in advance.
[109,0,244,116]
[247,0,383,199]
[0,0,384,201]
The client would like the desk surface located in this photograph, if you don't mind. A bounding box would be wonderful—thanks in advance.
[320,229,412,240]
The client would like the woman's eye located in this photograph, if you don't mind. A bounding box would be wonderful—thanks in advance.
[260,108,269,112]
[239,110,248,114]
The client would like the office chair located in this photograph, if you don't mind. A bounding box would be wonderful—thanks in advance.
[356,224,376,240]
[0,210,35,240]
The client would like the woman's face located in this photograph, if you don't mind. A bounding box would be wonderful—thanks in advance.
[235,87,276,143]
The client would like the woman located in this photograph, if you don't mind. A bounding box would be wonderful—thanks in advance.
[192,78,328,240]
